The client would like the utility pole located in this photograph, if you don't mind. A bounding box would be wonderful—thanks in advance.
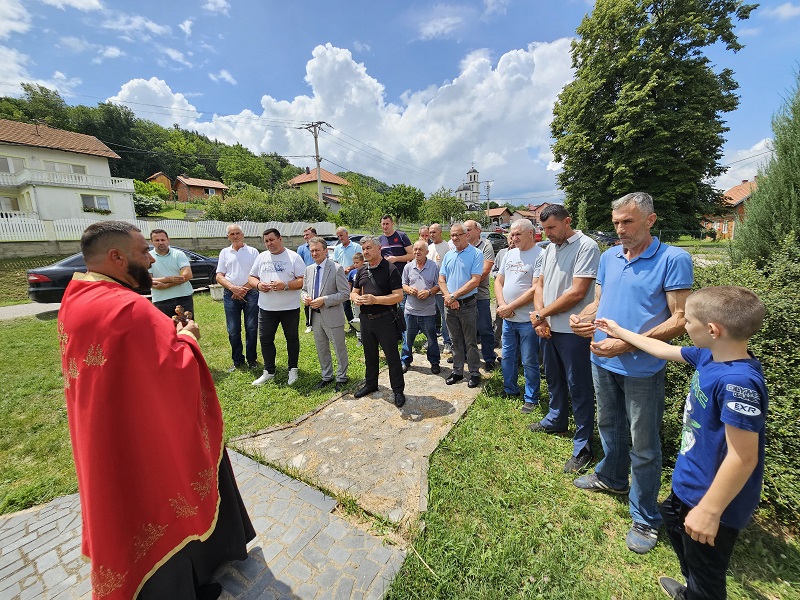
[298,121,330,204]
[484,180,494,224]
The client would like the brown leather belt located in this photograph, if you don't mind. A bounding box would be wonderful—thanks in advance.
[365,310,393,319]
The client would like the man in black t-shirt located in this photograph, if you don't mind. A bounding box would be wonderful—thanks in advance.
[378,214,413,272]
[351,235,406,407]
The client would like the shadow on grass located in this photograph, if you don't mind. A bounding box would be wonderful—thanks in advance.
[35,310,59,321]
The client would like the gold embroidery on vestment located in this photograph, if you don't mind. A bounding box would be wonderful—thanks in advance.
[68,357,79,380]
[57,322,68,355]
[200,388,208,414]
[202,423,210,451]
[84,344,107,366]
[169,493,199,518]
[191,467,215,499]
[133,523,168,562]
[91,565,126,597]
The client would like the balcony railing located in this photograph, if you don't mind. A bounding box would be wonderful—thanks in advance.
[0,169,135,192]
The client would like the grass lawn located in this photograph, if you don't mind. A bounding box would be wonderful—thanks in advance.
[1,292,797,598]
[0,255,72,306]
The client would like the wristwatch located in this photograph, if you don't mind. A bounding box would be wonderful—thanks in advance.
[534,312,542,322]
[284,281,289,291]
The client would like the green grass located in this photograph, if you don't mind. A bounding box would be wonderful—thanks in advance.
[0,255,72,306]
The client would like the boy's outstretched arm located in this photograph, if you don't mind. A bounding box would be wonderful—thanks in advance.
[595,318,686,363]
[684,425,759,546]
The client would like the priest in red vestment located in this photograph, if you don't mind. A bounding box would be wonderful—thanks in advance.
[58,221,254,599]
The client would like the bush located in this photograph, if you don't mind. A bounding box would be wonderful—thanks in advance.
[662,237,800,528]
[133,193,163,217]
[133,180,170,201]
[204,185,332,223]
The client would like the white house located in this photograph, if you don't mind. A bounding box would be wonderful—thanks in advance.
[0,118,135,220]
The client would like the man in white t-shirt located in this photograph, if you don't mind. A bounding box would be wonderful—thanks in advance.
[494,219,542,412]
[427,223,453,354]
[248,228,306,386]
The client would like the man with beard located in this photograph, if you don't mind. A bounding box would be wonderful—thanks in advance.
[59,221,254,599]
[149,229,194,317]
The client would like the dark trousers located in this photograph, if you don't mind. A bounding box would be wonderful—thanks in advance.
[223,289,259,365]
[476,298,497,363]
[258,308,300,374]
[361,311,405,393]
[401,313,441,366]
[445,298,481,376]
[660,491,740,600]
[153,294,194,318]
[343,300,354,322]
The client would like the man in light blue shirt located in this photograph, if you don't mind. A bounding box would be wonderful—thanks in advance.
[297,226,316,332]
[332,226,362,327]
[570,192,693,555]
[149,229,193,317]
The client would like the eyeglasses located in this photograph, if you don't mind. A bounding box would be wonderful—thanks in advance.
[450,233,465,238]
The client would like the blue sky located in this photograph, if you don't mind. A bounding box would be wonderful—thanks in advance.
[1,0,798,204]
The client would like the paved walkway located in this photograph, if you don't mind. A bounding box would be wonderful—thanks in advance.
[0,302,60,321]
[0,451,405,599]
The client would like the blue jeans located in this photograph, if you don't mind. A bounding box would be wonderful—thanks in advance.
[541,333,595,457]
[401,313,441,366]
[434,294,451,344]
[592,363,666,528]
[476,299,497,363]
[223,288,259,365]
[500,320,540,403]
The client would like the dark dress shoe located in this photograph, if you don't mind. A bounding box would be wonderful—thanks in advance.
[467,375,481,388]
[335,378,348,392]
[484,361,497,372]
[447,356,454,363]
[431,364,441,374]
[394,392,406,407]
[445,373,463,385]
[354,386,378,398]
[401,362,410,373]
[315,379,333,389]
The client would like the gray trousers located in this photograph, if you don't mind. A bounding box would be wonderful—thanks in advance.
[445,298,481,377]
[311,312,349,382]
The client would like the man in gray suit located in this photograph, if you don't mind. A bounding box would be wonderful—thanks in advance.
[302,237,350,391]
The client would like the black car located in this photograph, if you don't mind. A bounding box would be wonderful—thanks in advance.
[481,231,509,253]
[587,230,620,245]
[26,247,218,304]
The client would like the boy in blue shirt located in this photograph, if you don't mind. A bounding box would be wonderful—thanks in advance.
[596,286,767,600]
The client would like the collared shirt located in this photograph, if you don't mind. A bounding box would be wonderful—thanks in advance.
[217,244,259,287]
[332,241,362,268]
[402,258,439,316]
[379,230,412,270]
[312,258,328,298]
[149,247,193,302]
[473,238,495,301]
[440,244,482,298]
[593,237,693,377]
[297,243,313,266]
[540,231,600,333]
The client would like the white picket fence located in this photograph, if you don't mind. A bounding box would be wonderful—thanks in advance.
[0,217,336,242]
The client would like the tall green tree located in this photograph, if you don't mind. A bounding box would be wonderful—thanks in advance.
[422,187,466,224]
[337,179,383,229]
[217,144,272,188]
[733,73,800,266]
[551,0,755,237]
[382,183,425,223]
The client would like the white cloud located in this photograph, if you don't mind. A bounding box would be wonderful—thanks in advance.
[416,4,472,40]
[459,48,493,72]
[353,40,371,53]
[738,27,761,36]
[119,41,574,198]
[202,0,230,15]
[179,18,193,37]
[483,0,510,15]
[101,13,171,37]
[0,44,81,97]
[59,35,92,52]
[107,77,201,128]
[209,69,236,85]
[39,0,103,10]
[714,139,773,192]
[91,45,122,63]
[162,47,192,67]
[0,0,31,40]
[762,2,800,18]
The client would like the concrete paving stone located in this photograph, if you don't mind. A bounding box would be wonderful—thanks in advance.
[231,568,277,600]
[254,590,276,600]
[279,504,302,524]
[311,532,335,554]
[331,576,355,600]
[322,519,349,542]
[284,479,304,492]
[297,543,327,571]
[233,554,267,582]
[218,571,249,596]
[19,580,45,600]
[33,548,61,573]
[259,542,283,565]
[252,517,274,533]
[271,486,293,501]
[45,572,78,597]
[296,486,337,513]
[266,552,291,578]
[22,529,66,560]
[56,512,82,533]
[353,558,382,592]
[364,581,390,600]
[283,559,312,584]
[1,582,21,597]
[339,532,366,551]
[0,548,22,572]
[2,531,38,554]
[0,563,34,593]
[265,498,290,519]
[59,546,84,568]
[369,543,395,566]
[263,522,287,541]
[296,582,319,599]
[42,563,70,588]
[0,521,27,543]
[326,545,351,566]
[285,526,321,560]
[279,524,303,545]
[21,573,38,588]
[348,548,368,569]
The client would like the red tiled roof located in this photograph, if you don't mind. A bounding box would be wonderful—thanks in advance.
[175,175,228,190]
[722,179,757,206]
[514,209,536,217]
[0,118,119,159]
[288,168,350,186]
[486,207,511,217]
[146,171,169,181]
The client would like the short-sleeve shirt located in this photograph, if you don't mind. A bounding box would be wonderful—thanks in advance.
[474,239,495,301]
[402,259,439,316]
[673,347,768,529]
[347,268,359,286]
[333,242,362,269]
[540,231,600,333]
[499,245,542,322]
[440,244,482,299]
[593,238,693,377]
[217,244,259,287]
[249,249,306,311]
[149,247,193,302]
[379,231,412,270]
[296,243,313,266]
[353,258,402,315]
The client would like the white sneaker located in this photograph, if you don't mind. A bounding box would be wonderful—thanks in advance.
[287,368,299,385]
[252,371,274,386]
[305,326,313,334]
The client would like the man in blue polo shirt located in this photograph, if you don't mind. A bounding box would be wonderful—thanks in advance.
[570,192,693,555]
[439,222,483,388]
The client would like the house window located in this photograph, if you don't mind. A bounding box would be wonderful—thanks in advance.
[43,161,86,174]
[81,194,110,210]
[204,188,216,196]
[324,186,332,194]
[722,222,728,234]
[0,156,25,173]
[1,196,20,211]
